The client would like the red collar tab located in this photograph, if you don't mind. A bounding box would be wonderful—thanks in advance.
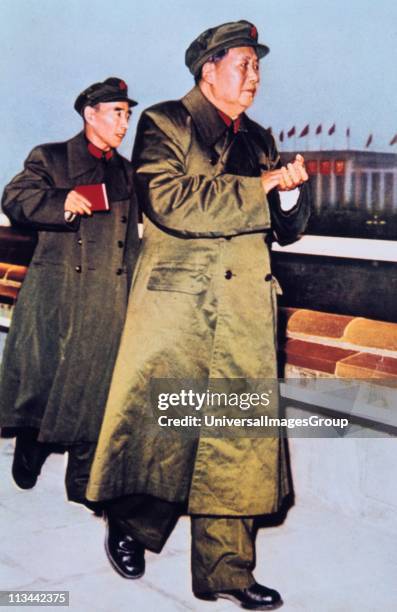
[87,141,113,160]
[218,110,241,134]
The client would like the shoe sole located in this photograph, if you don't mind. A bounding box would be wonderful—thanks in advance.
[217,593,283,610]
[104,533,145,580]
[195,592,283,610]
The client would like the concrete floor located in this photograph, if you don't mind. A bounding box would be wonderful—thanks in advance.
[1,438,397,612]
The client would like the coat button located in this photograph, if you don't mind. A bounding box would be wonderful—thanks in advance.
[121,216,127,223]
[209,153,219,165]
[117,240,124,248]
[224,270,233,280]
[264,273,272,282]
[75,265,82,273]
[116,268,123,275]
[77,238,82,245]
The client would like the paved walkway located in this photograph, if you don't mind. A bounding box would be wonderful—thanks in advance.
[1,437,396,612]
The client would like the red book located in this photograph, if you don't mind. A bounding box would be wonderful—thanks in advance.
[74,183,109,212]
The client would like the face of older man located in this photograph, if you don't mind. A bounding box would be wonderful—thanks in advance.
[84,101,131,151]
[201,46,260,118]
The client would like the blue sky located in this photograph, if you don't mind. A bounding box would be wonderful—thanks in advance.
[1,0,397,186]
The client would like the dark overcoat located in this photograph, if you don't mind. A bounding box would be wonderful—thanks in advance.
[0,131,139,443]
[87,87,310,515]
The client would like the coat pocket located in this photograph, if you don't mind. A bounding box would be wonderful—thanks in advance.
[147,262,210,295]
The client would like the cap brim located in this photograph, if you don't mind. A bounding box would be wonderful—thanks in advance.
[94,94,138,107]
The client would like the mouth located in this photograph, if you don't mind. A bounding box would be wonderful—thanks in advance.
[116,133,126,139]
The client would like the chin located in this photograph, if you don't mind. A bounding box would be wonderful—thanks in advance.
[239,95,254,109]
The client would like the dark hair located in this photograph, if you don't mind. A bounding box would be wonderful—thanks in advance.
[194,48,229,84]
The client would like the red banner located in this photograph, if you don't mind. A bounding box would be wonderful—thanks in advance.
[320,160,331,175]
[306,160,319,174]
[334,160,345,175]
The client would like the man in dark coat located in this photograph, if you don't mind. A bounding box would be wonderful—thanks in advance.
[0,77,140,510]
[87,22,310,610]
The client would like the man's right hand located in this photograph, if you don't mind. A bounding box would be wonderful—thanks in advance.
[260,169,284,194]
[65,190,92,216]
[261,154,309,195]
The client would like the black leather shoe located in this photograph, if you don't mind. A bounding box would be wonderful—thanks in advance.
[105,519,145,579]
[195,582,283,610]
[11,431,50,489]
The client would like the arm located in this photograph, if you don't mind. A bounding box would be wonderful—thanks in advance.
[132,110,272,238]
[268,182,311,246]
[1,145,81,232]
[267,144,312,246]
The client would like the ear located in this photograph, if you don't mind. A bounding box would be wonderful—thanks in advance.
[83,105,95,125]
[201,61,216,85]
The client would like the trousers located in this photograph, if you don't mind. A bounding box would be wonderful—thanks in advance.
[106,493,257,594]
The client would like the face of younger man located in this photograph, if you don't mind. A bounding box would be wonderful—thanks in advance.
[84,101,131,151]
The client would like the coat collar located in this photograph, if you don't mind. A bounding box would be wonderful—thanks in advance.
[181,86,248,147]
[67,131,119,179]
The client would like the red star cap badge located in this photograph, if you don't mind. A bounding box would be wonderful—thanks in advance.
[119,80,127,90]
[250,25,257,39]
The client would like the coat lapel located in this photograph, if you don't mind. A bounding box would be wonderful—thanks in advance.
[181,87,254,171]
[67,131,130,200]
[67,132,99,179]
[182,86,227,149]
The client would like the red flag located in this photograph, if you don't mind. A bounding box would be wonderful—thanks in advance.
[365,134,373,148]
[346,128,350,137]
[299,124,309,137]
[328,123,336,135]
[279,130,284,142]
[315,124,322,135]
[287,126,296,138]
[389,133,397,146]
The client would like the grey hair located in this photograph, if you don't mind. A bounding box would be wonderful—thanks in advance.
[194,49,229,84]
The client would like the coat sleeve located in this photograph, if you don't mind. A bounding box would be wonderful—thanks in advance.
[132,109,272,238]
[1,145,79,232]
[267,182,311,246]
[260,130,312,246]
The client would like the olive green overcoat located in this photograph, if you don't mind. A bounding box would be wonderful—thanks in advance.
[0,132,139,443]
[87,87,310,515]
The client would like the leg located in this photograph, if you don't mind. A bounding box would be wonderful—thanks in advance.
[191,515,255,595]
[104,494,182,578]
[191,516,283,610]
[65,443,102,513]
[12,427,51,489]
[106,493,181,552]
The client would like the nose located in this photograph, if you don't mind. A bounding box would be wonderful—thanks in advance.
[120,115,129,130]
[248,64,259,83]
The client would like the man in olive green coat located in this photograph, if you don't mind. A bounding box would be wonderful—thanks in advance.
[0,78,140,509]
[87,21,310,609]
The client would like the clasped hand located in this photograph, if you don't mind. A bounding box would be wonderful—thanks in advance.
[261,154,309,195]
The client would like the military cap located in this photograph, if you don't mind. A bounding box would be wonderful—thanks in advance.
[74,77,137,116]
[185,20,270,76]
